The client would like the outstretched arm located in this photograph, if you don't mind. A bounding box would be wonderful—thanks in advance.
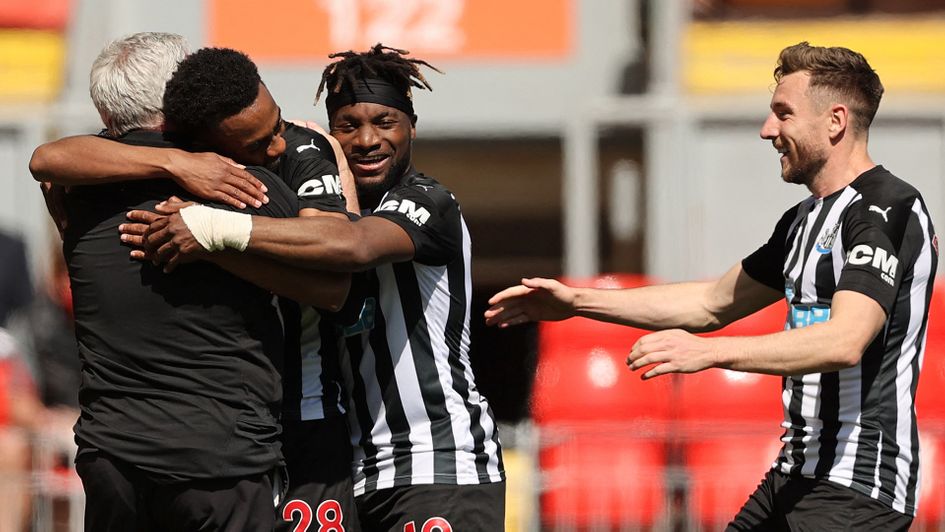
[29,135,268,209]
[627,289,885,378]
[485,263,782,332]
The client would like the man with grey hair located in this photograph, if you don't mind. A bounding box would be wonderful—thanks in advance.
[31,33,268,219]
[31,32,343,531]
[89,31,187,136]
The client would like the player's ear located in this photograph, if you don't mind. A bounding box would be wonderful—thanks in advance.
[828,103,848,140]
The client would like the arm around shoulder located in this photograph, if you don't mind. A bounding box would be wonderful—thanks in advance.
[30,135,170,184]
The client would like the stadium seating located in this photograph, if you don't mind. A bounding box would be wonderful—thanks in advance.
[678,369,784,529]
[679,300,787,529]
[540,431,667,530]
[534,274,673,529]
[917,433,944,527]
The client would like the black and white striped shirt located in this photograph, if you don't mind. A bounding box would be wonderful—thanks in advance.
[277,302,347,421]
[339,170,505,495]
[277,123,348,422]
[742,165,937,516]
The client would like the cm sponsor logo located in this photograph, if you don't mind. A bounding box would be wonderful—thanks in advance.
[298,175,342,198]
[847,244,898,286]
[376,198,430,226]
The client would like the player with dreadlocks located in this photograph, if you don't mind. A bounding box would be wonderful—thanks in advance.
[126,44,506,530]
[313,44,441,208]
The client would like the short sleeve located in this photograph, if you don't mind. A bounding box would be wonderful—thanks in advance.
[835,207,901,314]
[370,183,462,266]
[288,156,347,213]
[741,206,799,292]
[280,126,347,214]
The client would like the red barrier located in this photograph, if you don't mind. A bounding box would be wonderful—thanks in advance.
[679,302,787,527]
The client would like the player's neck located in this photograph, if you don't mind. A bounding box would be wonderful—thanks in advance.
[808,144,874,198]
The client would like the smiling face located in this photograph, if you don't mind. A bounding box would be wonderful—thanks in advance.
[329,101,416,206]
[209,83,286,168]
[759,71,831,188]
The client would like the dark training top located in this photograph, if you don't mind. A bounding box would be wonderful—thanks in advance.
[64,129,300,483]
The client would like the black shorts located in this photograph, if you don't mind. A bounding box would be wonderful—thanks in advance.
[276,416,359,532]
[356,482,506,531]
[728,469,913,532]
[75,450,275,532]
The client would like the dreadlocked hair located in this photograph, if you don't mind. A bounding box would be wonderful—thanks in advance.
[315,44,442,105]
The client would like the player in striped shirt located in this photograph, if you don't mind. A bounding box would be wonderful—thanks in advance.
[130,44,505,531]
[486,42,934,531]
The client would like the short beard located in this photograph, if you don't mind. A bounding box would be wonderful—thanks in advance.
[783,146,828,188]
[358,150,412,209]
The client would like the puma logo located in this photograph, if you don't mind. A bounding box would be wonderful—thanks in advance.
[296,139,321,153]
[869,205,891,223]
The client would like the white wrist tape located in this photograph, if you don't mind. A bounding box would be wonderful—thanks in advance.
[178,205,253,252]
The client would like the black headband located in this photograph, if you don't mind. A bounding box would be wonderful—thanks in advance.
[325,77,415,118]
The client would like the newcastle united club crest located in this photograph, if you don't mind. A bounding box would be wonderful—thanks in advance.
[815,222,841,254]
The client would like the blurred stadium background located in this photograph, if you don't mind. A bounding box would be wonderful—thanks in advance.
[1,0,944,530]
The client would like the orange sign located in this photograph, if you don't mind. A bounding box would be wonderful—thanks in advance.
[208,0,573,62]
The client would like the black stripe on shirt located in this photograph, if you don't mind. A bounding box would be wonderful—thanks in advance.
[392,261,459,480]
[443,246,494,479]
[369,297,414,488]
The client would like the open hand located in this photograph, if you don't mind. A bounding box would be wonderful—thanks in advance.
[484,277,577,328]
[166,150,268,209]
[627,329,718,380]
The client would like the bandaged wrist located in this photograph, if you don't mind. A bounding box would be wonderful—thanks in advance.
[178,205,253,252]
